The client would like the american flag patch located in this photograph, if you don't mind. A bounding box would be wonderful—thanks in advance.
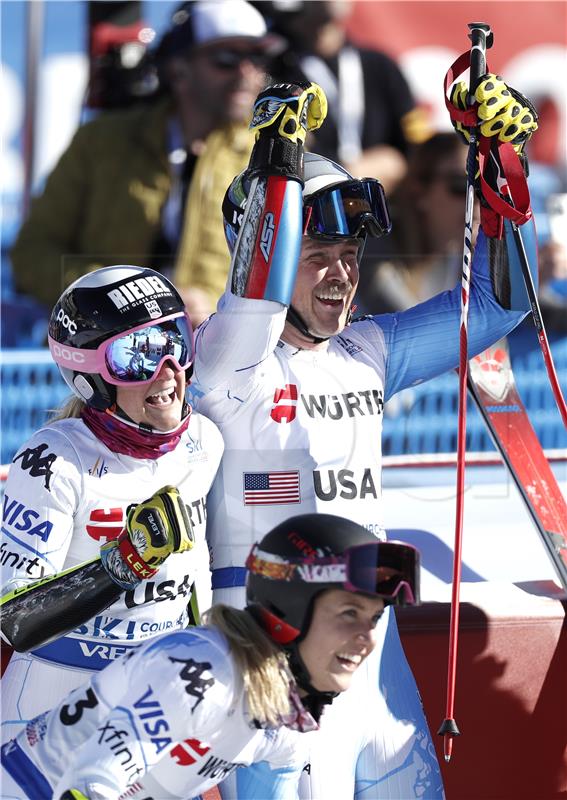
[243,471,300,505]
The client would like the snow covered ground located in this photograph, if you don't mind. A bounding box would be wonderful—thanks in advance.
[382,456,567,600]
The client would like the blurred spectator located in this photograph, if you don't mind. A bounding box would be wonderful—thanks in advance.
[535,190,567,335]
[10,0,282,325]
[255,0,430,192]
[355,132,478,314]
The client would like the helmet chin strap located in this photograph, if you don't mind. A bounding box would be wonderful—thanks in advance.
[113,401,191,434]
[285,304,354,345]
[285,642,337,722]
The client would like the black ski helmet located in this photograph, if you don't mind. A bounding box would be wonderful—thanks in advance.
[48,265,191,411]
[246,513,419,646]
[223,152,359,253]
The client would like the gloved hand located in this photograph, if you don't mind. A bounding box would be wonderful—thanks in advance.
[100,485,194,590]
[450,74,538,154]
[247,81,327,181]
[250,81,327,144]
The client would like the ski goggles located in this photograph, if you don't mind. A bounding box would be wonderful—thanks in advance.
[303,179,391,241]
[48,312,193,386]
[246,540,419,606]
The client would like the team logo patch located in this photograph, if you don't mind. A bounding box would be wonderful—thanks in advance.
[270,383,298,423]
[337,335,363,356]
[471,347,514,403]
[244,471,300,505]
[88,457,108,477]
[86,507,124,542]
[168,657,215,712]
[144,299,162,319]
[12,443,56,490]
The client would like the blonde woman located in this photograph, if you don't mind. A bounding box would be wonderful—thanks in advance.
[0,265,224,750]
[0,513,419,800]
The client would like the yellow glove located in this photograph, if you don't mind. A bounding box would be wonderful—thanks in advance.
[450,74,538,154]
[250,81,328,145]
[101,486,194,588]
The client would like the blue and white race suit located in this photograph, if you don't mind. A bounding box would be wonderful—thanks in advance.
[1,626,310,800]
[189,223,533,799]
[1,413,224,747]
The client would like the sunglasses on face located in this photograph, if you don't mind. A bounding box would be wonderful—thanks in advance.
[206,48,269,71]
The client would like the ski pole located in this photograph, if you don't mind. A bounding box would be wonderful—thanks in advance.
[510,222,567,427]
[478,138,567,427]
[438,20,492,764]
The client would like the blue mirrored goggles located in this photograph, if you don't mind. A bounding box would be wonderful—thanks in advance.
[304,178,391,240]
[104,313,193,385]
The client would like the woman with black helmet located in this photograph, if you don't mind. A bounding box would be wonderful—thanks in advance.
[0,514,420,800]
[0,266,224,751]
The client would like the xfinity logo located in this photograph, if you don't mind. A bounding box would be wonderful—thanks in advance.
[107,276,170,311]
[56,309,77,335]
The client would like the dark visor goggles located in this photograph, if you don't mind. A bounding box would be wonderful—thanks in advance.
[48,312,193,386]
[303,178,391,241]
[246,540,419,606]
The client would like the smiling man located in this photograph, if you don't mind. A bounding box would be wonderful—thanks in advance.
[190,78,539,799]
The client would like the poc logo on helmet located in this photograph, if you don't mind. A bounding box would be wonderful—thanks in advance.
[56,309,78,335]
[52,343,85,364]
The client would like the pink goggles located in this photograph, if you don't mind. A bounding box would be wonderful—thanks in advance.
[48,312,193,386]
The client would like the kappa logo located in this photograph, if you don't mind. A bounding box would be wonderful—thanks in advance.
[270,383,298,423]
[107,275,170,311]
[13,443,56,490]
[168,656,215,711]
[259,212,275,261]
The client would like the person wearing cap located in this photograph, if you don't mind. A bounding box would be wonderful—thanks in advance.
[188,76,538,797]
[11,0,281,325]
[0,514,420,800]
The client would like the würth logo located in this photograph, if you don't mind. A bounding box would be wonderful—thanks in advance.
[270,384,298,423]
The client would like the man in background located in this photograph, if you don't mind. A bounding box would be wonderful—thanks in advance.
[11,0,282,325]
[254,0,430,193]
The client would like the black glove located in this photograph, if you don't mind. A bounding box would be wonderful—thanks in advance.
[247,82,327,182]
[100,485,194,589]
[450,73,538,155]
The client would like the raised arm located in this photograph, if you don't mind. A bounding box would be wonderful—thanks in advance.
[193,83,327,394]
